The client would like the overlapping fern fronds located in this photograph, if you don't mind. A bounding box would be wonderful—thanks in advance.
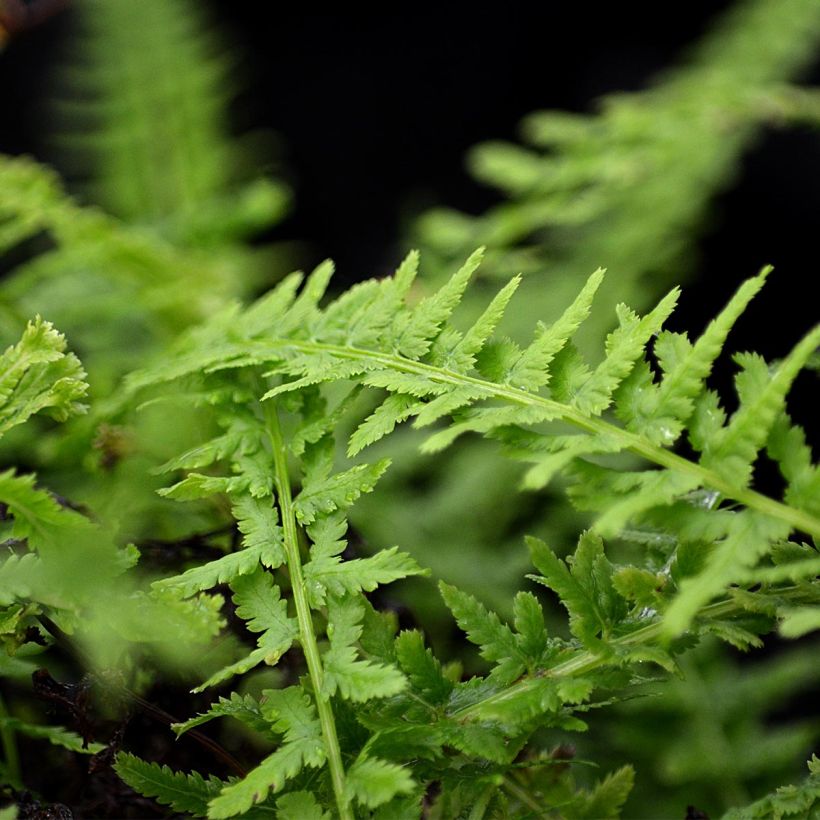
[0,319,228,791]
[118,249,818,817]
[0,0,295,543]
[129,249,820,639]
[350,0,820,653]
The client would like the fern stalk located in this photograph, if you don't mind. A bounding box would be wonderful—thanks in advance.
[0,692,20,788]
[263,402,353,820]
[247,334,820,538]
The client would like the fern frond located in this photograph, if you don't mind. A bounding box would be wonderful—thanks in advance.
[343,755,415,809]
[275,792,331,820]
[50,0,289,238]
[172,692,269,738]
[195,569,298,692]
[721,755,820,819]
[0,317,87,436]
[414,0,820,350]
[130,251,817,644]
[207,687,326,818]
[322,595,407,702]
[114,753,227,818]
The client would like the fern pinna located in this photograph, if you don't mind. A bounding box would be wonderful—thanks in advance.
[120,250,819,817]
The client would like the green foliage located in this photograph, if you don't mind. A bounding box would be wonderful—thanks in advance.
[722,756,820,820]
[2,3,819,816]
[351,0,820,644]
[114,753,232,818]
[105,248,816,817]
[50,0,289,235]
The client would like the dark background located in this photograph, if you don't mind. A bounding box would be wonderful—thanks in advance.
[2,1,819,349]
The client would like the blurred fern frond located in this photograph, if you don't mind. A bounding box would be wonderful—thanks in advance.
[48,0,290,245]
[415,0,820,348]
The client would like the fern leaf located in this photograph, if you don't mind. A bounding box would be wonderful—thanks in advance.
[195,570,297,692]
[570,765,635,819]
[591,469,701,537]
[0,717,104,755]
[242,273,304,337]
[153,549,266,597]
[207,745,316,819]
[412,385,491,429]
[439,582,525,684]
[156,417,262,473]
[344,756,415,809]
[172,692,269,737]
[207,687,326,818]
[233,496,286,568]
[114,753,225,818]
[505,268,604,391]
[512,591,550,661]
[572,289,680,416]
[702,327,820,486]
[767,411,819,517]
[322,595,406,701]
[527,534,626,648]
[721,755,820,820]
[420,404,558,454]
[232,569,298,651]
[394,630,454,704]
[276,792,331,820]
[347,394,420,456]
[158,473,250,501]
[304,544,425,606]
[0,317,87,436]
[520,432,622,491]
[629,268,770,444]
[294,459,391,525]
[664,511,791,637]
[451,274,522,370]
[390,248,483,359]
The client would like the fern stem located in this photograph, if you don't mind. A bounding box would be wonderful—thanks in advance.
[502,775,549,818]
[0,691,20,787]
[262,339,820,537]
[263,402,353,820]
[451,584,814,722]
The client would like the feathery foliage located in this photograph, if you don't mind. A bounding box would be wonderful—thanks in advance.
[2,3,819,815]
[350,0,820,635]
[110,248,819,817]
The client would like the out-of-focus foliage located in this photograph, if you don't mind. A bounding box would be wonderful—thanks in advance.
[1,0,291,390]
[0,0,293,542]
[594,639,820,817]
[416,0,820,340]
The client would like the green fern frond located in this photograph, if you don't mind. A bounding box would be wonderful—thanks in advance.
[721,755,820,819]
[129,251,818,645]
[120,248,818,817]
[113,753,228,818]
[207,687,326,819]
[50,0,289,238]
[0,317,87,436]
